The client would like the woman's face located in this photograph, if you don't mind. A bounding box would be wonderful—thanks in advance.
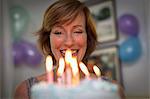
[50,12,87,64]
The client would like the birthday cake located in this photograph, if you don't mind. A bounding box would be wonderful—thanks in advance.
[31,50,120,99]
[31,78,120,99]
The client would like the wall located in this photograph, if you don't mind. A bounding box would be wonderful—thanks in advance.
[147,0,150,96]
[1,0,15,98]
[0,0,2,98]
[1,0,55,98]
[1,0,149,98]
[116,0,149,97]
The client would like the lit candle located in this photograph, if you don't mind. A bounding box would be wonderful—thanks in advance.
[45,55,53,83]
[70,57,80,86]
[57,57,65,85]
[57,57,65,76]
[93,65,101,78]
[65,49,72,86]
[65,49,72,64]
[79,62,90,79]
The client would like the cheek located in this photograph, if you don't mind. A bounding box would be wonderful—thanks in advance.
[75,34,87,48]
[50,36,64,62]
[50,36,63,49]
[75,34,87,62]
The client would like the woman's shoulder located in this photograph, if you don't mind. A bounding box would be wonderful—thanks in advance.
[14,73,47,99]
[36,73,47,82]
[14,79,29,99]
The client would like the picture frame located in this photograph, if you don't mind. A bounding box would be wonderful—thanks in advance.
[87,45,122,83]
[85,0,118,43]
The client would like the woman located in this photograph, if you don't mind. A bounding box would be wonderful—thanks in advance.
[14,0,125,99]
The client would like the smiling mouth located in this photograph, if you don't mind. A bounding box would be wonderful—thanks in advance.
[60,49,79,57]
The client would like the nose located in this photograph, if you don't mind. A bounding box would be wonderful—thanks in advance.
[64,34,74,47]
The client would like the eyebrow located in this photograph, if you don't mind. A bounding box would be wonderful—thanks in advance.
[53,24,84,30]
[72,25,84,29]
[54,25,64,29]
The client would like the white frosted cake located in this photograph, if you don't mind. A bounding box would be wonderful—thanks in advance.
[31,78,120,99]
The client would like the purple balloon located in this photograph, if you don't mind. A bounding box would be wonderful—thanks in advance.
[21,40,42,67]
[12,41,25,65]
[118,14,139,36]
[12,40,42,67]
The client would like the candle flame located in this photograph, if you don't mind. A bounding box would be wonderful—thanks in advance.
[70,57,79,76]
[46,55,53,72]
[57,57,65,76]
[65,49,72,64]
[79,62,90,77]
[93,65,101,77]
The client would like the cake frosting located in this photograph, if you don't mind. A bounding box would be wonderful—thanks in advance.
[31,78,120,99]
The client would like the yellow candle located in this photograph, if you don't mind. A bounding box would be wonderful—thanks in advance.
[70,57,80,86]
[93,65,101,78]
[57,57,65,76]
[65,49,72,86]
[57,57,65,85]
[79,62,90,79]
[45,55,53,83]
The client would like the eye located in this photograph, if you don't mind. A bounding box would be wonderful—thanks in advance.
[74,31,83,34]
[54,31,62,35]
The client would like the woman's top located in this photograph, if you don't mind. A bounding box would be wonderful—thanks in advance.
[26,77,39,99]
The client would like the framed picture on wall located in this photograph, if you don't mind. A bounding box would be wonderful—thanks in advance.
[87,0,118,43]
[88,45,122,82]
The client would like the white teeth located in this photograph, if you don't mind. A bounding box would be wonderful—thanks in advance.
[61,50,66,54]
[72,50,77,54]
[60,50,78,55]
